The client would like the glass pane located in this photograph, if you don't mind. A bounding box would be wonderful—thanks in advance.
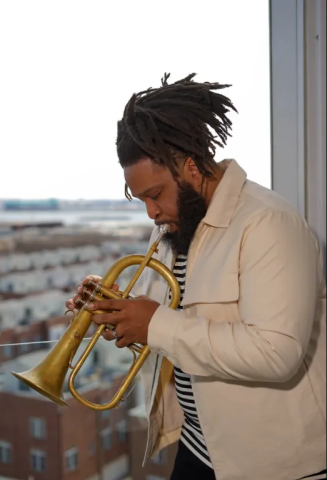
[0,1,270,479]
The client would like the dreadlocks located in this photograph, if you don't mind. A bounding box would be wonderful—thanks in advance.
[116,73,237,200]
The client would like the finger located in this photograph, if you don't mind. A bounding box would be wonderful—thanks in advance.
[65,299,75,310]
[74,283,92,302]
[115,337,129,348]
[102,330,116,341]
[66,294,83,310]
[92,312,124,326]
[102,324,124,342]
[88,298,128,312]
[83,275,102,286]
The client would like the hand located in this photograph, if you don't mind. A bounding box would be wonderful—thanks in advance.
[65,275,119,311]
[89,296,160,347]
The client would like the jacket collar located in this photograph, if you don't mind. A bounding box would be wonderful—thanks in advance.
[202,159,247,228]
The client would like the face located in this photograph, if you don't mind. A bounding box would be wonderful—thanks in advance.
[124,158,208,255]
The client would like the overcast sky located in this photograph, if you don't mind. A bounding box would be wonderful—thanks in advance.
[0,0,270,200]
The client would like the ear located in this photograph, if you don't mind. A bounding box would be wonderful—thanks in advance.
[182,157,203,189]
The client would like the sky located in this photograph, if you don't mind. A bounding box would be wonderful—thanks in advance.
[0,0,271,200]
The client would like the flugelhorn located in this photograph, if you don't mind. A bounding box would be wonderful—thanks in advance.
[12,226,180,411]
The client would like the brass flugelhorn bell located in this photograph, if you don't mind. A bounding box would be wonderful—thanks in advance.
[12,226,180,410]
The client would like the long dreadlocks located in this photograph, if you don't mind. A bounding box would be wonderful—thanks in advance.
[116,73,237,200]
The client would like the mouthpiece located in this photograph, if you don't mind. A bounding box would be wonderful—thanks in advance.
[160,224,170,235]
[155,224,170,244]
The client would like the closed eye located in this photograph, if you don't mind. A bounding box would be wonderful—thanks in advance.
[149,191,161,201]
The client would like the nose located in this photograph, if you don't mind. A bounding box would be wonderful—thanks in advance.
[145,199,161,220]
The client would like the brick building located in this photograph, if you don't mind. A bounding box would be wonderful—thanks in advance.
[0,315,69,364]
[0,375,132,480]
[128,408,177,480]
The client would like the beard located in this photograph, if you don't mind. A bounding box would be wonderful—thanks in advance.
[161,181,207,256]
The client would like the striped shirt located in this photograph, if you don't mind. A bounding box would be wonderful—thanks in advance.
[169,254,213,469]
[168,254,326,479]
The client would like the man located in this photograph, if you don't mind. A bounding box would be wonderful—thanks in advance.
[66,74,326,480]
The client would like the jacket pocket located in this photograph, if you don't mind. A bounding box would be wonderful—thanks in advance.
[181,273,239,307]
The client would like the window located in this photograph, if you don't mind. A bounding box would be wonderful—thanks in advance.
[3,344,13,359]
[30,449,46,472]
[19,339,29,354]
[101,427,112,451]
[30,418,46,439]
[88,441,96,456]
[25,307,32,321]
[101,410,111,419]
[19,381,30,392]
[65,447,78,472]
[0,441,12,464]
[116,420,127,442]
[34,335,42,350]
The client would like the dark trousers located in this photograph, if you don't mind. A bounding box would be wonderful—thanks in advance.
[170,441,216,480]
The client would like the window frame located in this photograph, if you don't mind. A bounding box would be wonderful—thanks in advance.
[30,417,47,440]
[0,440,12,464]
[30,449,46,473]
[101,427,113,451]
[270,0,326,272]
[270,0,306,216]
[64,446,79,473]
[116,419,128,443]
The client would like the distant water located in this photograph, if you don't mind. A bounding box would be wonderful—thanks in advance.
[0,209,153,227]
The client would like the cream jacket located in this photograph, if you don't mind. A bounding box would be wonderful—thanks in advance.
[141,160,326,480]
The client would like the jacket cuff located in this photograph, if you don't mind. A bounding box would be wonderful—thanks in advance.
[147,305,181,357]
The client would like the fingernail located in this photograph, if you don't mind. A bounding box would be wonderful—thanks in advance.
[77,285,83,293]
[88,303,95,310]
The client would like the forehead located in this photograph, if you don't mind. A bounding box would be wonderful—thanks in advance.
[124,158,173,196]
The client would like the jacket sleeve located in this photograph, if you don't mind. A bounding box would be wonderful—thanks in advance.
[147,210,322,382]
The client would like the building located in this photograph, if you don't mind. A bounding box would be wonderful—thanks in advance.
[0,227,15,253]
[128,405,177,480]
[0,381,131,480]
[0,326,177,480]
[0,350,135,480]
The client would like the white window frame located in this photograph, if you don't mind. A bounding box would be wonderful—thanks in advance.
[0,440,12,464]
[30,417,46,440]
[304,0,326,274]
[101,427,112,451]
[30,449,46,472]
[64,446,79,472]
[116,419,128,442]
[270,0,306,216]
[270,0,326,271]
